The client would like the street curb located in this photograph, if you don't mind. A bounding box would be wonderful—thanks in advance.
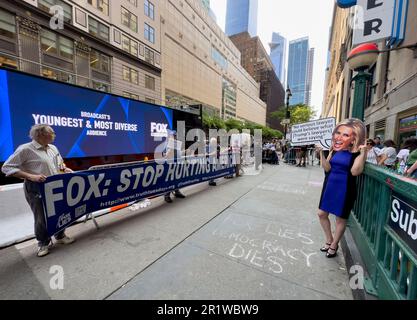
[340,227,379,300]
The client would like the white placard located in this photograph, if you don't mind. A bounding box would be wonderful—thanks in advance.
[291,118,336,150]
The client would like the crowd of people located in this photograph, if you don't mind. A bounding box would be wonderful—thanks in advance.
[365,136,417,179]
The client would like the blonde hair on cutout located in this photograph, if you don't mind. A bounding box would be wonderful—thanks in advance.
[332,118,366,152]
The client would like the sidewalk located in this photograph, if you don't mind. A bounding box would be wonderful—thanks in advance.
[0,163,353,300]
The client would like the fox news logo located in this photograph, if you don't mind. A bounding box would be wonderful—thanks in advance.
[151,122,168,138]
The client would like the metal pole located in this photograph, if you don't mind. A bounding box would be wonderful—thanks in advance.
[351,70,372,122]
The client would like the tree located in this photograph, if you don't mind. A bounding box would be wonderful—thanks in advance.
[270,104,317,125]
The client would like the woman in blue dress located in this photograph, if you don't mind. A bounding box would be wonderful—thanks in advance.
[317,118,367,258]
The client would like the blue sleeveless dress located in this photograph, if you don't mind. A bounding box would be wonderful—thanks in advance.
[319,150,360,219]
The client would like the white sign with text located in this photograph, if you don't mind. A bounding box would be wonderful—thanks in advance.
[291,118,336,150]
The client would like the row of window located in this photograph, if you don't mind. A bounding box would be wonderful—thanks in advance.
[87,0,154,20]
[122,65,155,90]
[122,91,156,104]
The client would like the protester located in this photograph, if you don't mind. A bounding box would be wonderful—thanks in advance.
[316,118,367,258]
[163,130,186,203]
[296,145,308,167]
[378,139,397,169]
[1,124,75,257]
[365,138,382,165]
[207,137,218,186]
[404,138,417,178]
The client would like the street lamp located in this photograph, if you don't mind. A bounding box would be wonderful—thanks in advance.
[284,86,292,139]
[346,43,380,122]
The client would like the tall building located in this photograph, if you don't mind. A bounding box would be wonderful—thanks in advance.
[201,0,210,10]
[225,0,258,37]
[305,48,315,106]
[269,32,287,88]
[229,32,285,130]
[287,37,314,105]
[160,0,266,125]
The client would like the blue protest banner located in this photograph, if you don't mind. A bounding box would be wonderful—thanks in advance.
[39,156,236,237]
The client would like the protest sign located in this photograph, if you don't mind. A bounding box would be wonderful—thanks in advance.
[39,156,235,236]
[290,118,336,150]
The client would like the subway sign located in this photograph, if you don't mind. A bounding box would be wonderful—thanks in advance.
[388,193,417,255]
[336,0,409,46]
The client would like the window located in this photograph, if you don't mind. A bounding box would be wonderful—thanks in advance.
[121,7,137,32]
[87,0,109,16]
[123,92,139,100]
[127,0,137,6]
[145,97,155,104]
[122,66,138,84]
[38,0,72,22]
[144,47,154,64]
[90,49,110,73]
[114,29,121,44]
[144,0,154,20]
[42,67,75,84]
[41,30,74,60]
[0,9,16,40]
[212,46,228,70]
[144,23,155,43]
[92,80,109,92]
[88,16,109,42]
[121,34,138,56]
[75,8,87,27]
[0,54,17,69]
[145,75,155,90]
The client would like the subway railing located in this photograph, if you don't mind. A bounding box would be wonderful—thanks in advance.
[350,164,417,300]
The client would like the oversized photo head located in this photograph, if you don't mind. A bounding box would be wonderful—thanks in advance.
[332,118,366,153]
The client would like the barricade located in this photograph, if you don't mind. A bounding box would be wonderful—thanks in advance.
[350,164,417,299]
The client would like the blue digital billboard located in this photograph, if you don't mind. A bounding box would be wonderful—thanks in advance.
[0,69,173,162]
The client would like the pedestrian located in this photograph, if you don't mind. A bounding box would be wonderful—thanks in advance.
[163,130,186,203]
[396,142,410,174]
[207,137,218,186]
[1,124,75,257]
[374,136,383,149]
[378,139,397,169]
[365,138,382,165]
[316,118,367,258]
[404,138,417,178]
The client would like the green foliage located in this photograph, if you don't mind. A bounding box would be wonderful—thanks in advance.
[201,112,282,140]
[270,104,316,125]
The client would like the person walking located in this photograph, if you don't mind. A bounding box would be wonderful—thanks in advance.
[1,124,75,257]
[316,118,367,258]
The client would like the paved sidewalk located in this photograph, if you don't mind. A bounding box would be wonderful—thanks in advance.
[0,163,353,300]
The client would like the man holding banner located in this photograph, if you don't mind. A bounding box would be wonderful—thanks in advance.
[1,124,75,257]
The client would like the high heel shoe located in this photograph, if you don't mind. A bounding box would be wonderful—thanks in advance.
[326,245,339,258]
[320,243,332,252]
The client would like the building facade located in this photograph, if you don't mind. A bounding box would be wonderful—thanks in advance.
[323,1,417,145]
[305,47,314,106]
[160,0,266,125]
[0,0,162,103]
[225,0,258,38]
[287,37,314,106]
[229,32,285,130]
[269,32,286,88]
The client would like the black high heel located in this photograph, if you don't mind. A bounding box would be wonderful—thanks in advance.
[320,243,332,252]
[326,245,339,258]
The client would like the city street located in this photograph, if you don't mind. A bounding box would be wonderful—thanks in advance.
[0,163,353,300]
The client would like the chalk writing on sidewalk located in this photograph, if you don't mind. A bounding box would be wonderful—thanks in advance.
[212,215,317,274]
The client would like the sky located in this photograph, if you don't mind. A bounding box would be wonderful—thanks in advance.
[210,0,335,116]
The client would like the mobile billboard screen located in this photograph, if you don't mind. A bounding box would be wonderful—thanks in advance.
[0,69,173,162]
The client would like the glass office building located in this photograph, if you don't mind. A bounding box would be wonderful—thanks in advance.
[287,37,309,105]
[225,0,258,37]
[269,32,287,88]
